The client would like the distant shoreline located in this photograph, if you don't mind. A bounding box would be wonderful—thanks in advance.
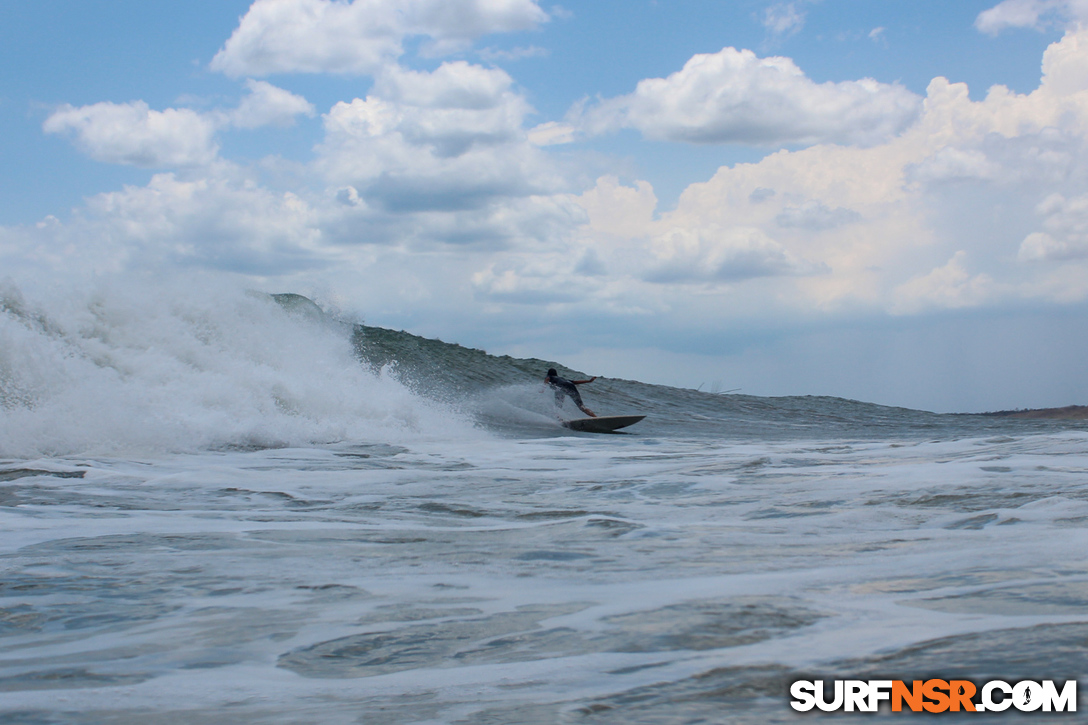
[980,405,1088,420]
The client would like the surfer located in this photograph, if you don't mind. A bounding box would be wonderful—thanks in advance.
[544,368,598,417]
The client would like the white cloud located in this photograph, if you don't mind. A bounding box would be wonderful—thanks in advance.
[229,79,316,128]
[749,187,776,203]
[44,82,315,167]
[374,62,518,111]
[576,175,657,239]
[407,0,549,42]
[199,18,1088,317]
[465,175,831,313]
[527,120,577,146]
[1018,192,1088,260]
[1037,23,1088,94]
[85,172,327,274]
[23,24,1088,364]
[1018,231,1070,260]
[775,201,862,230]
[891,252,997,314]
[43,102,220,167]
[975,0,1088,35]
[762,2,805,37]
[545,27,1088,318]
[472,256,587,304]
[30,55,577,292]
[0,169,331,278]
[905,147,1003,184]
[977,0,1053,34]
[210,0,549,77]
[576,46,922,147]
[644,225,825,283]
[315,61,564,214]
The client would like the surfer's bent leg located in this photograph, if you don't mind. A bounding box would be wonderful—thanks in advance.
[569,388,597,417]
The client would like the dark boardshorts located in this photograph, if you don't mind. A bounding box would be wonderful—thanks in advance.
[547,376,584,408]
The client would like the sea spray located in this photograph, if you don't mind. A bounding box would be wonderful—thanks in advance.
[0,278,473,458]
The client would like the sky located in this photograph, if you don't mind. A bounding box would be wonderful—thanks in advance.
[3,0,1088,413]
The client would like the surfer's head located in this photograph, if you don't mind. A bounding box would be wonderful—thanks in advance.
[547,368,557,377]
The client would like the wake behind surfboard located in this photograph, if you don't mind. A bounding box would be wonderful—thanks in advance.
[562,415,645,433]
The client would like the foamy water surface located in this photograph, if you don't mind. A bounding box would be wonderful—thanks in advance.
[2,283,1087,723]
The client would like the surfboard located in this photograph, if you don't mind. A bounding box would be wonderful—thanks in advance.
[562,415,645,433]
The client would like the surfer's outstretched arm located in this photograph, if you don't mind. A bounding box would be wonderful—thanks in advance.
[572,376,597,385]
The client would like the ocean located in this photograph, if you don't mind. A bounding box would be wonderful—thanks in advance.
[1,282,1086,723]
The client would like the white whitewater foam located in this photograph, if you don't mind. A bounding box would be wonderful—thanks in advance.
[3,432,1088,723]
[0,277,475,457]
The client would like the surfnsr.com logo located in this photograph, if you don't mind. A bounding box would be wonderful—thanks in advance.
[790,679,1077,713]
